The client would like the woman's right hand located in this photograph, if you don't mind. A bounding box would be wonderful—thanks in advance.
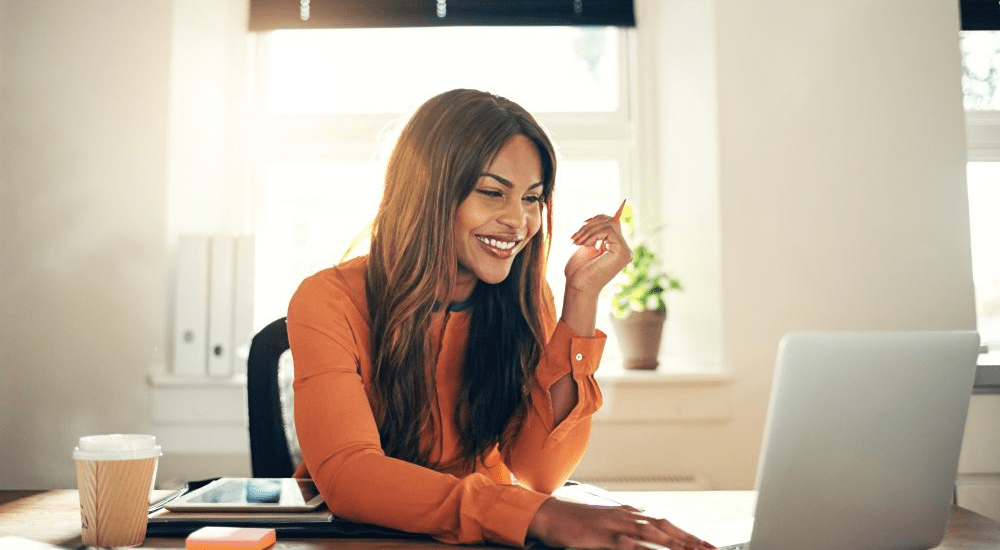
[526,497,716,550]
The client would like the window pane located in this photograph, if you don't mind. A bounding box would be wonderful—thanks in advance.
[547,159,623,364]
[266,27,619,114]
[254,157,625,348]
[254,161,382,328]
[961,31,1000,110]
[968,162,1000,346]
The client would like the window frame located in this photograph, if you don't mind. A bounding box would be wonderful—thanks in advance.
[246,27,651,360]
[965,110,1000,352]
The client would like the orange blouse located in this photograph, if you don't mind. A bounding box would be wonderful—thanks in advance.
[287,256,605,546]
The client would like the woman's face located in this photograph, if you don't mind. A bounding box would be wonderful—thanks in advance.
[452,134,544,301]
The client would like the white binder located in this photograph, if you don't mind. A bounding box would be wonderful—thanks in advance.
[207,234,235,377]
[232,234,256,375]
[172,235,210,376]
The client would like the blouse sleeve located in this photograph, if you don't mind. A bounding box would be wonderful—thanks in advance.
[500,284,607,494]
[287,273,549,547]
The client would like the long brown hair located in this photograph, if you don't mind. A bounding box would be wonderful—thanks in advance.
[365,89,556,469]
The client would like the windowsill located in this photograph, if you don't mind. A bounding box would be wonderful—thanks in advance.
[593,355,733,423]
[147,371,250,454]
[978,351,1000,367]
[148,373,247,388]
[148,355,735,427]
[596,367,733,388]
[595,354,732,387]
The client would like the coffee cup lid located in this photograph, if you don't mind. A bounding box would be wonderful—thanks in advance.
[73,434,163,461]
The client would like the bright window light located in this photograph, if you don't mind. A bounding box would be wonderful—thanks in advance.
[967,162,1000,346]
[961,31,1000,110]
[252,26,633,357]
[266,27,619,114]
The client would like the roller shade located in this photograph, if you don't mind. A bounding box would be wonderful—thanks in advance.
[961,0,1000,30]
[249,0,635,30]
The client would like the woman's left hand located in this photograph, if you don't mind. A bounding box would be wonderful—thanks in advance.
[565,201,633,298]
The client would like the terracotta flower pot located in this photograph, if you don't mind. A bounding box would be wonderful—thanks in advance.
[609,307,667,370]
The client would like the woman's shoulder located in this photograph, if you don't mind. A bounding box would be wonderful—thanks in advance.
[299,255,366,289]
[289,255,369,317]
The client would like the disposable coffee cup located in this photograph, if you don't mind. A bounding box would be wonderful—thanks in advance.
[73,434,162,547]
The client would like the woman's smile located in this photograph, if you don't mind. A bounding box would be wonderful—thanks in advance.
[452,134,544,300]
[475,234,522,256]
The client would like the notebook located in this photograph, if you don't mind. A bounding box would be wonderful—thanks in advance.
[698,331,980,550]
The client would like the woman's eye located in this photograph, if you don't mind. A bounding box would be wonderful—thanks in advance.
[523,195,542,204]
[476,189,503,199]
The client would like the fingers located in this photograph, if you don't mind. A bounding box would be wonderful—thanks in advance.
[529,499,716,550]
[572,200,627,247]
[623,514,716,550]
[571,215,625,248]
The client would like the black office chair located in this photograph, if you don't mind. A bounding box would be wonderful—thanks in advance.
[247,317,302,477]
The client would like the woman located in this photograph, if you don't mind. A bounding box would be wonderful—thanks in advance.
[288,89,713,550]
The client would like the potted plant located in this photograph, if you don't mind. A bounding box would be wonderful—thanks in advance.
[609,204,682,370]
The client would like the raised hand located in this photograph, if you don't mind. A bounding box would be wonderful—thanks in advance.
[565,200,633,299]
[558,200,633,338]
[527,497,717,550]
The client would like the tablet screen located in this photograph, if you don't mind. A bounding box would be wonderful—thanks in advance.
[166,478,324,512]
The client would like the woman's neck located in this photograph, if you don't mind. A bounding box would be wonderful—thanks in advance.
[451,269,477,302]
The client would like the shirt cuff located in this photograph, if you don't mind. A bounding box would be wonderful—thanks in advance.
[480,487,551,547]
[536,321,607,389]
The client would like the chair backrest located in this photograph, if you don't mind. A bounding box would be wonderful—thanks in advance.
[247,317,302,477]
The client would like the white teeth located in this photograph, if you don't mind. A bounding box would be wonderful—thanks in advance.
[478,236,516,250]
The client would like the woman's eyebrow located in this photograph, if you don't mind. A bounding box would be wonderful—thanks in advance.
[481,172,544,190]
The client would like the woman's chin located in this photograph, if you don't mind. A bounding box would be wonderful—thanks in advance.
[474,266,513,285]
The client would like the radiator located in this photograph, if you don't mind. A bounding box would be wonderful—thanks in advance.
[573,474,712,491]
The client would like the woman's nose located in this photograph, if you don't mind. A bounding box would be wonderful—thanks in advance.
[497,200,527,228]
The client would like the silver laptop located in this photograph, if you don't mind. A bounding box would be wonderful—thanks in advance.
[709,331,980,550]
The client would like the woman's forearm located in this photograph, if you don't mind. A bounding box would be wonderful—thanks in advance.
[551,286,600,423]
[548,372,579,426]
[559,287,598,338]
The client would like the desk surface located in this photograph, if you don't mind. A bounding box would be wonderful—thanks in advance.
[2,489,1000,549]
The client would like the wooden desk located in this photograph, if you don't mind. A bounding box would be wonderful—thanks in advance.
[2,490,999,549]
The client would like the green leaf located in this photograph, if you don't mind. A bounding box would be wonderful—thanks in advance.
[609,206,683,312]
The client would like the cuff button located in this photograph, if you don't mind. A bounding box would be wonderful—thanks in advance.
[575,353,583,362]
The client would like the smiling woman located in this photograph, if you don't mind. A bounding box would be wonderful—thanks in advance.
[284,89,713,550]
[249,26,630,338]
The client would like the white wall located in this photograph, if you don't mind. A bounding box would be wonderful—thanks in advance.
[0,0,978,491]
[0,0,172,489]
[713,0,974,487]
[578,0,976,488]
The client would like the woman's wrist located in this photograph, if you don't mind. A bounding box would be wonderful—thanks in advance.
[560,286,599,337]
[526,497,557,543]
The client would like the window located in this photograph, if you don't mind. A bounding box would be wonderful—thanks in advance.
[967,162,1000,347]
[264,27,621,115]
[960,31,1000,351]
[962,30,1000,110]
[250,27,635,363]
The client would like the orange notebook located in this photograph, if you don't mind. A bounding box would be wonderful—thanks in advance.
[185,526,276,550]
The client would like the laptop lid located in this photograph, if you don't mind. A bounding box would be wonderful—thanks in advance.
[749,331,980,550]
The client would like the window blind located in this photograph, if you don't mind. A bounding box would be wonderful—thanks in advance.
[961,0,1000,31]
[249,0,635,30]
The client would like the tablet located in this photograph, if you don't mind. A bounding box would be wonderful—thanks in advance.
[164,478,324,512]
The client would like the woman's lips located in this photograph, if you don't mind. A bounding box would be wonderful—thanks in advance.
[475,235,521,258]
